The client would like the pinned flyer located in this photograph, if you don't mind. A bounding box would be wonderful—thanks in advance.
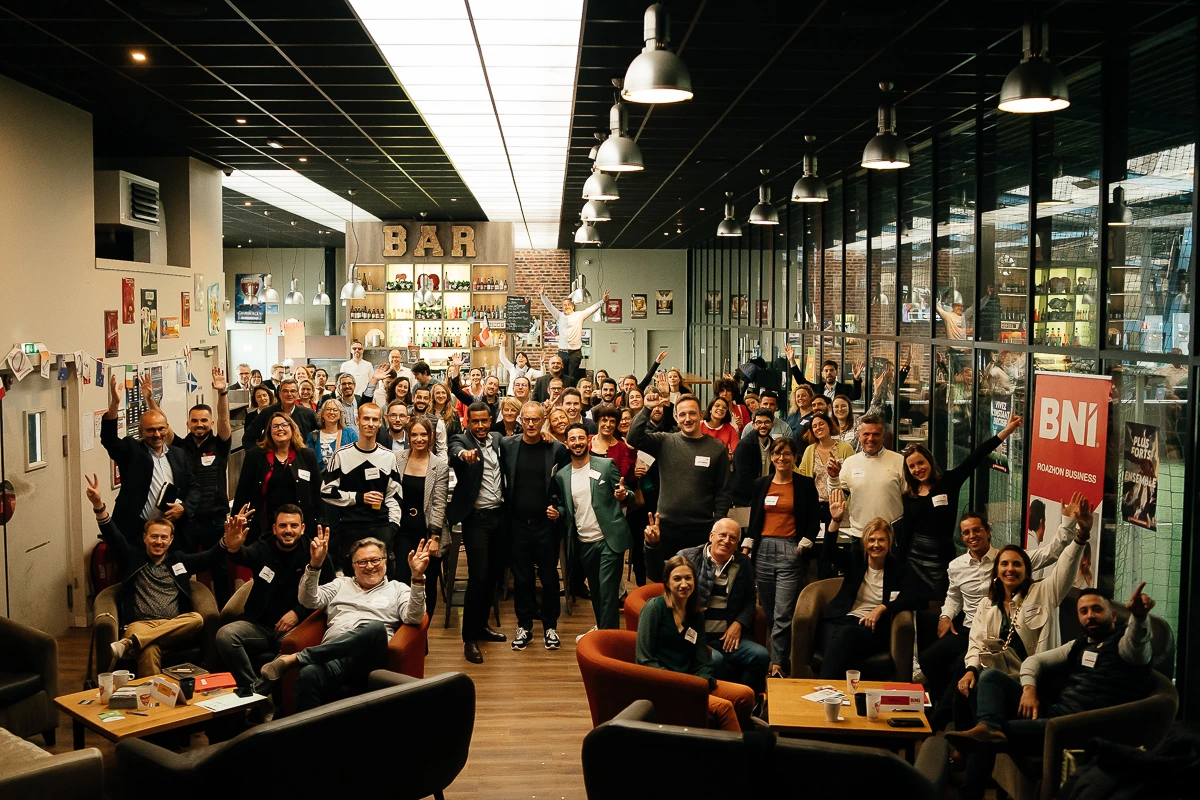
[5,345,32,381]
[57,354,69,381]
[95,358,105,388]
[37,344,50,379]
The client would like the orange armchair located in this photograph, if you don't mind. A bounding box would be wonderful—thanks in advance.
[277,612,430,715]
[576,629,710,729]
[623,583,768,644]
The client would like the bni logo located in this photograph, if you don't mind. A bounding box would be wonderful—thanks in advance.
[1038,398,1099,447]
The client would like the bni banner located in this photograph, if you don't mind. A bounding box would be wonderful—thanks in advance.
[1026,372,1112,589]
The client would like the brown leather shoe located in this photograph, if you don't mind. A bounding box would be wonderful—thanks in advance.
[944,723,1007,752]
[464,641,484,664]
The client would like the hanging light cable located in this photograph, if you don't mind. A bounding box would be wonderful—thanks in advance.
[748,169,779,225]
[284,234,304,304]
[998,20,1070,114]
[622,3,693,104]
[791,135,829,203]
[862,82,910,170]
[716,191,742,237]
[595,81,644,172]
[340,195,365,304]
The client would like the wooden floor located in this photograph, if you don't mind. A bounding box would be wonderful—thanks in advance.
[49,589,605,799]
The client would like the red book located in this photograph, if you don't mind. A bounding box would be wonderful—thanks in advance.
[196,672,237,692]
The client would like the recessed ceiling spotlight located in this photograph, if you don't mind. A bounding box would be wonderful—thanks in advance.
[451,198,457,202]
[664,232,669,236]
[131,51,147,62]
[266,139,282,149]
[263,210,270,215]
[699,207,705,211]
[243,201,251,206]
[298,157,307,162]
[290,221,296,226]
[237,244,242,248]
[236,118,247,124]
[248,239,252,243]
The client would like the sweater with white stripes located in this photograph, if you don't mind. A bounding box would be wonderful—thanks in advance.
[320,442,402,527]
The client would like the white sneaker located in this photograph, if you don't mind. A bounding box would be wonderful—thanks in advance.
[110,638,128,661]
[511,627,532,650]
[544,628,561,650]
[575,625,598,644]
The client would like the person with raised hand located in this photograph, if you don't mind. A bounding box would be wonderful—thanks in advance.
[258,528,429,711]
[538,284,607,385]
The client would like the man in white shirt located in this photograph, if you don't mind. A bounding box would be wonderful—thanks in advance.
[539,285,607,384]
[386,349,416,384]
[259,529,430,711]
[826,414,904,537]
[922,506,1075,729]
[339,339,374,394]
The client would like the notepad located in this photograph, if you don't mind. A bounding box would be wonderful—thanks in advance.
[196,692,267,712]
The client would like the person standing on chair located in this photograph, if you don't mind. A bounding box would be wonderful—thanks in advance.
[539,285,607,384]
[448,402,510,664]
[339,340,374,395]
[86,474,233,677]
[501,402,570,652]
[553,423,631,642]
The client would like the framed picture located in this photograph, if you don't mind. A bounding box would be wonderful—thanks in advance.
[605,298,622,323]
[160,317,181,339]
[656,290,673,315]
[140,288,158,356]
[542,316,560,346]
[630,293,648,319]
[181,292,191,327]
[235,273,265,323]
[706,290,722,315]
[104,310,119,358]
[122,277,135,324]
[755,300,770,325]
[207,283,222,335]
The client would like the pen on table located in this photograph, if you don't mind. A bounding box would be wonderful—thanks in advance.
[127,711,149,716]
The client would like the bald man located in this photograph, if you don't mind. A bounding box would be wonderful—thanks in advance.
[102,374,196,547]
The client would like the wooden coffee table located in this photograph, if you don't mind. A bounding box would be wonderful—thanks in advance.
[55,675,263,750]
[767,678,932,759]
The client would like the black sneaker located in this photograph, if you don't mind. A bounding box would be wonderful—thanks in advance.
[511,627,532,651]
[544,629,561,650]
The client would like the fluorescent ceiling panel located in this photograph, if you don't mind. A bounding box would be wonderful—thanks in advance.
[354,0,584,249]
[225,170,380,228]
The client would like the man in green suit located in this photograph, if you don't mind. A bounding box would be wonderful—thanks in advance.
[550,423,632,640]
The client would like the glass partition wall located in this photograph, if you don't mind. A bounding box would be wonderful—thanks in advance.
[686,23,1198,692]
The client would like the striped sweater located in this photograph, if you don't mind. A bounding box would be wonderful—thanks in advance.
[319,442,402,527]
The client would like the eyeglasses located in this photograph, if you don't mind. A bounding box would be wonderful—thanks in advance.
[521,417,544,425]
[353,557,384,568]
[270,422,292,431]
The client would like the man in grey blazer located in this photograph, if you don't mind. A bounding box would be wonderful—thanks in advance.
[552,423,632,640]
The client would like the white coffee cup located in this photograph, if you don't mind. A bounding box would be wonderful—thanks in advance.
[99,672,114,703]
[113,670,133,689]
[845,669,861,696]
[866,690,881,721]
[824,696,842,723]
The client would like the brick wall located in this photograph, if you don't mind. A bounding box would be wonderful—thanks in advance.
[513,248,571,367]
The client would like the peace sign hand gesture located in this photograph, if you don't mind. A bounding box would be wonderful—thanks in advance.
[85,473,104,511]
[310,525,330,568]
[644,512,661,546]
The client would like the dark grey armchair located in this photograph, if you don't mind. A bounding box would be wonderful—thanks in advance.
[0,616,58,744]
[0,728,102,799]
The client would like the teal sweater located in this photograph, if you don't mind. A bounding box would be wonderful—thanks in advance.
[635,595,714,683]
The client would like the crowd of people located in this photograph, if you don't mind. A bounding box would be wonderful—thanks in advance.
[88,297,1167,795]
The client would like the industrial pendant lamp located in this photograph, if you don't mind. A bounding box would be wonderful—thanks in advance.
[716,191,742,237]
[258,273,280,304]
[340,193,366,304]
[582,168,620,201]
[998,21,1070,114]
[313,281,330,305]
[1107,186,1134,226]
[862,82,910,170]
[581,199,612,223]
[791,135,829,203]
[595,84,644,172]
[575,223,602,245]
[622,3,693,104]
[748,169,779,225]
[284,278,304,305]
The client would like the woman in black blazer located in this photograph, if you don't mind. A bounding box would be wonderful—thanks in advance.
[817,490,912,679]
[233,411,322,540]
[743,437,821,677]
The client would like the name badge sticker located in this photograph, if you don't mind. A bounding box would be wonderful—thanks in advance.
[889,590,900,602]
[258,566,276,583]
[200,454,216,467]
[171,562,187,576]
[764,496,779,506]
[694,455,711,468]
[297,469,311,482]
[932,494,949,507]
[364,467,380,480]
[589,469,602,480]
[1081,650,1098,668]
[683,628,698,644]
[851,468,865,478]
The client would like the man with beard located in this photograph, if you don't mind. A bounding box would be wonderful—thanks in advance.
[785,345,863,402]
[533,354,569,401]
[409,385,447,454]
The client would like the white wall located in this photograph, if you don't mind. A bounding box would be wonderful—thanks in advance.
[575,249,688,378]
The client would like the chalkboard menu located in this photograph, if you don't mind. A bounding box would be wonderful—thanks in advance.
[506,296,532,334]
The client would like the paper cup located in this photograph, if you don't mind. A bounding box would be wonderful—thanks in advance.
[823,697,842,722]
[99,672,114,703]
[866,690,881,721]
[846,669,861,696]
[137,688,154,711]
[113,670,133,689]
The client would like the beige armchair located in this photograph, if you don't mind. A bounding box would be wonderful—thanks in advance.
[0,728,102,799]
[789,577,915,681]
[94,579,220,675]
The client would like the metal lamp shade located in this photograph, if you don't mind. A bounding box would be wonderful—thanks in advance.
[259,274,280,304]
[998,58,1070,114]
[716,218,742,237]
[313,281,331,305]
[582,171,620,201]
[581,199,612,223]
[595,134,644,172]
[574,224,602,245]
[862,132,910,170]
[284,278,304,305]
[748,200,779,225]
[623,49,693,104]
[791,175,829,203]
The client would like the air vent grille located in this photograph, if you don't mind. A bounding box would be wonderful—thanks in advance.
[129,181,159,224]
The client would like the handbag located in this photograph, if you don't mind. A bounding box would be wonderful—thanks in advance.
[979,599,1025,678]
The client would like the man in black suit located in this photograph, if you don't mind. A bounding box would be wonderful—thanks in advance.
[101,374,195,547]
[500,402,570,652]
[229,363,253,392]
[732,409,776,507]
[533,354,572,400]
[448,401,509,664]
[784,344,863,402]
[243,378,319,445]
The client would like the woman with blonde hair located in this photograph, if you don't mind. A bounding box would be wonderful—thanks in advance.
[544,406,570,444]
[492,396,522,437]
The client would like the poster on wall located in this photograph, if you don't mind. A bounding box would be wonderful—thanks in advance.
[140,288,158,356]
[122,277,136,324]
[605,299,622,323]
[181,292,191,327]
[706,291,722,316]
[235,273,265,324]
[656,290,673,315]
[1121,421,1159,530]
[630,294,648,319]
[207,283,222,335]
[160,317,181,339]
[989,395,1013,473]
[104,310,120,358]
[542,316,559,346]
[1026,372,1111,588]
[755,300,770,326]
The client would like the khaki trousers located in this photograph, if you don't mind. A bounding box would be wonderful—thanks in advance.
[124,612,204,675]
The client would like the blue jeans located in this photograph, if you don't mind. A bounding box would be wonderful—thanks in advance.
[294,622,388,712]
[959,669,1048,800]
[708,632,770,695]
[754,536,806,670]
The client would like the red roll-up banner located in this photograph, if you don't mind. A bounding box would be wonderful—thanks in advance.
[1025,372,1112,588]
